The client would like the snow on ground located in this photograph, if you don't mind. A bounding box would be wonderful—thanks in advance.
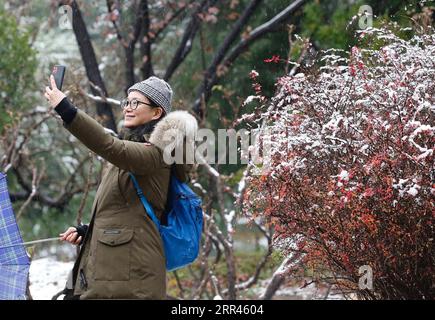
[27,246,345,300]
[249,279,345,300]
[29,257,74,300]
[269,282,344,300]
[28,256,346,300]
[28,242,76,300]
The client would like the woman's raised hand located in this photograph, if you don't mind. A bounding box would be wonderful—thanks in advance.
[44,75,66,109]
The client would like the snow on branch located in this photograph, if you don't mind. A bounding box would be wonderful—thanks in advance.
[241,26,435,300]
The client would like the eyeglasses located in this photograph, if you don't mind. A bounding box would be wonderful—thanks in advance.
[120,98,153,110]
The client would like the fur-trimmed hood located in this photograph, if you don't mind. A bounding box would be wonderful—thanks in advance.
[149,110,198,153]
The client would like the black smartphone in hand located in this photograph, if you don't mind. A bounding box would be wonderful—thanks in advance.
[51,65,66,90]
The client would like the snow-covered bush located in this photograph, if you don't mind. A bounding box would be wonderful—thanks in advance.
[241,27,434,299]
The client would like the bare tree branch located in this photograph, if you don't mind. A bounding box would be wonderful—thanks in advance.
[69,0,117,131]
[260,251,302,300]
[193,0,307,116]
[16,165,44,220]
[236,223,274,292]
[79,87,121,107]
[151,1,192,41]
[9,153,98,212]
[173,270,185,299]
[194,0,263,119]
[164,0,219,81]
[106,0,128,46]
[107,0,149,89]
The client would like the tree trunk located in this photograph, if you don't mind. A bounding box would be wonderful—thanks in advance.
[140,1,154,80]
[71,0,117,132]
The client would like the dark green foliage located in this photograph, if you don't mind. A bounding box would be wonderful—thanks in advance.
[0,7,37,132]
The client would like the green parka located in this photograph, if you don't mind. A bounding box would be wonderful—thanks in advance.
[62,108,196,299]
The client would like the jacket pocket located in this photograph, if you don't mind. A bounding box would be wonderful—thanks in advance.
[94,227,134,281]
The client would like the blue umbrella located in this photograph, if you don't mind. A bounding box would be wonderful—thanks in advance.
[0,172,30,300]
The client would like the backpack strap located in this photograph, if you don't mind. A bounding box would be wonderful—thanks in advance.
[129,173,161,228]
[161,164,175,226]
[71,206,97,292]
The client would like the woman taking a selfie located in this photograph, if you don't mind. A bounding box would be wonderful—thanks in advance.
[44,75,197,299]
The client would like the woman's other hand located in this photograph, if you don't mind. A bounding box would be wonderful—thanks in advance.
[44,75,66,108]
[59,227,82,245]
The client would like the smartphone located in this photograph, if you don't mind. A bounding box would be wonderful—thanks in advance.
[51,65,66,90]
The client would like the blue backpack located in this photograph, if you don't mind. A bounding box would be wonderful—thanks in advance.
[129,168,203,271]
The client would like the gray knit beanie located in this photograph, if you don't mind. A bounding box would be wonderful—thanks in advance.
[127,76,173,115]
